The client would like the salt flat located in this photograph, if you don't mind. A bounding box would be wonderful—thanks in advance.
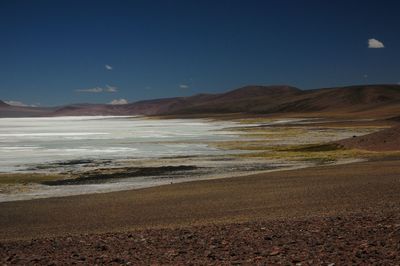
[0,116,240,172]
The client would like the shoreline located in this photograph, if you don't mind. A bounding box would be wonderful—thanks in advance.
[0,156,367,203]
[1,158,400,241]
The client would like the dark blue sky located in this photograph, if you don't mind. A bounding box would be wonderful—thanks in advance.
[1,0,399,106]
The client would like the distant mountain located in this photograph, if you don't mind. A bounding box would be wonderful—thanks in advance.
[172,85,302,115]
[50,104,128,116]
[0,100,9,107]
[0,100,56,117]
[123,97,186,115]
[264,84,400,114]
[1,84,400,118]
[123,84,400,117]
[124,85,302,115]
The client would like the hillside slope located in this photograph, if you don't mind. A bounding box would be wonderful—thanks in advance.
[123,85,302,115]
[265,85,400,114]
[1,84,400,118]
[338,124,400,151]
[169,85,302,115]
[123,84,400,117]
[0,101,55,118]
[50,104,129,116]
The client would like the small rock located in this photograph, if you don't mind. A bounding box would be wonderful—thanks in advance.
[269,246,281,256]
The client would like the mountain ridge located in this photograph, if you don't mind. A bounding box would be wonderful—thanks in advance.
[1,84,400,118]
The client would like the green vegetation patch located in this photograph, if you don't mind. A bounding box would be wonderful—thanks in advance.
[213,140,274,151]
[281,143,343,152]
[0,173,66,185]
[240,144,400,163]
[214,120,398,165]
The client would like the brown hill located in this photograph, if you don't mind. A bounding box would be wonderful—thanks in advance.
[124,85,302,115]
[124,97,188,115]
[116,85,298,115]
[124,84,400,117]
[50,104,129,116]
[174,85,302,114]
[1,84,400,118]
[338,125,400,151]
[254,84,400,114]
[0,101,55,118]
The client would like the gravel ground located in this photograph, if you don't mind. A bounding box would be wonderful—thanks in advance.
[1,210,400,265]
[1,159,400,265]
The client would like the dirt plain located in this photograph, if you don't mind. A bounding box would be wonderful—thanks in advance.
[1,158,400,264]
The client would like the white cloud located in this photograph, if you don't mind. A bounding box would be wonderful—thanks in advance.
[76,85,118,93]
[76,87,104,93]
[179,84,190,89]
[109,99,128,105]
[4,100,37,107]
[368,38,384,48]
[105,85,118,92]
[105,64,113,70]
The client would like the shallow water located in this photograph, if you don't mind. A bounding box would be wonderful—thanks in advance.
[0,116,240,172]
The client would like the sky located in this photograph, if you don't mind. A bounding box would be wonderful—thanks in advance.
[0,0,399,106]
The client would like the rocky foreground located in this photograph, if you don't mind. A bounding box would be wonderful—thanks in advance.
[1,210,399,265]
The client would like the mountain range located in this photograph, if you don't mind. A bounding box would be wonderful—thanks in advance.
[1,84,400,118]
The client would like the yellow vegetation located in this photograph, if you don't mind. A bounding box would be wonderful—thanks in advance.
[0,173,66,185]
